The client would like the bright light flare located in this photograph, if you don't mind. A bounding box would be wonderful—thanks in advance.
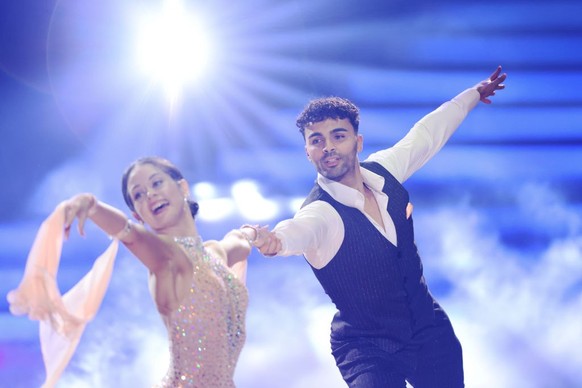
[134,0,212,102]
[192,182,217,200]
[288,197,305,213]
[231,180,280,221]
[198,198,236,221]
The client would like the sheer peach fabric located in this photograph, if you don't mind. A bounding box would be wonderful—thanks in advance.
[6,202,118,388]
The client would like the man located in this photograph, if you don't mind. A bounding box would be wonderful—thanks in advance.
[255,66,507,387]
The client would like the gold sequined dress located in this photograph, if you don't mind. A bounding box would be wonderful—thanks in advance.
[155,236,248,388]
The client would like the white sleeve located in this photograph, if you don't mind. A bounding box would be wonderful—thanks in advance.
[367,88,480,183]
[272,200,344,269]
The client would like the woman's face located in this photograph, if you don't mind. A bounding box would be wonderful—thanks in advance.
[126,163,188,231]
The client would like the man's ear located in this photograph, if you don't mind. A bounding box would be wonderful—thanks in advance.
[305,146,312,162]
[357,134,364,153]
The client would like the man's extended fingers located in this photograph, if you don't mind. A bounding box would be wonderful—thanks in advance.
[489,65,502,82]
[492,74,507,87]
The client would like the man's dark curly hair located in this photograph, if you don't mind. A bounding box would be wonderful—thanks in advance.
[295,97,360,139]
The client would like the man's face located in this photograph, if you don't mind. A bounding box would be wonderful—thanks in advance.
[304,118,363,185]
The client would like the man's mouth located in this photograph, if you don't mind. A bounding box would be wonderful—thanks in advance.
[324,156,340,167]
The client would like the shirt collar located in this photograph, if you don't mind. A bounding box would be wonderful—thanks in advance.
[316,165,386,208]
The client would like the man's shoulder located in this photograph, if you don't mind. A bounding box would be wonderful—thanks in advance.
[360,160,388,176]
[301,183,331,208]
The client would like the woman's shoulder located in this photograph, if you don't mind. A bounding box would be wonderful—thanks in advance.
[203,239,228,263]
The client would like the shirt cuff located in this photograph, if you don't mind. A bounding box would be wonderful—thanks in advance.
[452,88,481,112]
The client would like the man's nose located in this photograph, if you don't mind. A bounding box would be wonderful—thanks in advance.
[323,139,335,153]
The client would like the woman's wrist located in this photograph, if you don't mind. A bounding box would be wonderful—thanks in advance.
[240,224,259,246]
[86,194,98,217]
[113,219,133,241]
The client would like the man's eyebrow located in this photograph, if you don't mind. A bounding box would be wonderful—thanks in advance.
[330,127,349,133]
[307,127,349,139]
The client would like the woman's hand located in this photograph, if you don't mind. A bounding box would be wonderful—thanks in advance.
[63,193,97,239]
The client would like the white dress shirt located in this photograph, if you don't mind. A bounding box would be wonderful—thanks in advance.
[273,88,480,269]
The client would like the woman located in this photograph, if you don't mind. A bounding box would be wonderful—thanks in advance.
[18,156,260,387]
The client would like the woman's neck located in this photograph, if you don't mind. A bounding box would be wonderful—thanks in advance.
[155,216,198,239]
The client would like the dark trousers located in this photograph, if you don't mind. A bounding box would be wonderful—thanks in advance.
[331,319,464,388]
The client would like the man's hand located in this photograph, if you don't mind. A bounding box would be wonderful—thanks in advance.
[476,65,507,104]
[254,226,282,257]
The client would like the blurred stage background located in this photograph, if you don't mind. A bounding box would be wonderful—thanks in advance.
[1,0,581,387]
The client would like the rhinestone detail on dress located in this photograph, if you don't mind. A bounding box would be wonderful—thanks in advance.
[154,236,248,388]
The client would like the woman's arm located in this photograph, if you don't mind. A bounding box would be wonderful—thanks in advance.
[212,228,254,283]
[63,193,195,316]
[63,193,183,274]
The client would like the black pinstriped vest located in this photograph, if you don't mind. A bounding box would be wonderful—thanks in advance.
[302,161,441,349]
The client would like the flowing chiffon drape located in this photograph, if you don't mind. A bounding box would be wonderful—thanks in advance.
[6,202,119,387]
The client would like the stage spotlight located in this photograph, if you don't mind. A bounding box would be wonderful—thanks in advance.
[134,0,213,103]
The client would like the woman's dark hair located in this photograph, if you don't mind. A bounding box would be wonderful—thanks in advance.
[121,156,199,218]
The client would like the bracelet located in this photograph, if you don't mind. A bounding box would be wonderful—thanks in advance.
[112,219,133,241]
[240,224,259,246]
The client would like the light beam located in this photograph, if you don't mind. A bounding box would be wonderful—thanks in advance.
[134,0,212,104]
